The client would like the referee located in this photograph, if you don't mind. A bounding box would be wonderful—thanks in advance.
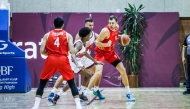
[182,34,190,94]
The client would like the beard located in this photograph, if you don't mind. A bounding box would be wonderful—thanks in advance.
[110,26,116,30]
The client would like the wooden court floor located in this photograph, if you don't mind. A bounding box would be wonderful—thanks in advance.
[0,87,190,109]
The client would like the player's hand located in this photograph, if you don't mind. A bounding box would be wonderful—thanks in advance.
[107,40,112,47]
[182,58,186,64]
[85,41,91,48]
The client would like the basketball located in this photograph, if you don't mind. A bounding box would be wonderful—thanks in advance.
[119,34,131,46]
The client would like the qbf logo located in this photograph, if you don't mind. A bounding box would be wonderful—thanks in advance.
[0,40,8,50]
[0,66,13,76]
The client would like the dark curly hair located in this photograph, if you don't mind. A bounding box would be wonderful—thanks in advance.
[79,27,91,38]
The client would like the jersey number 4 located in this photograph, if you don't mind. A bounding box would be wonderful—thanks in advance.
[54,37,60,47]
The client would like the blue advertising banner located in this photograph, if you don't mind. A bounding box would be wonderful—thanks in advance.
[0,9,31,92]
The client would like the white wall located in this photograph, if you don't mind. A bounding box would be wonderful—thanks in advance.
[8,0,190,17]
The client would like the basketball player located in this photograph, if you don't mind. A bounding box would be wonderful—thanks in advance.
[83,15,135,101]
[182,34,190,94]
[75,18,104,99]
[48,18,105,104]
[31,17,83,109]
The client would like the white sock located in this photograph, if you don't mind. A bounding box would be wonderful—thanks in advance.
[79,85,86,94]
[74,98,81,107]
[83,88,90,96]
[33,97,41,108]
[125,86,131,94]
[57,89,63,95]
[94,86,99,92]
[62,80,67,85]
[79,90,82,95]
[51,87,58,93]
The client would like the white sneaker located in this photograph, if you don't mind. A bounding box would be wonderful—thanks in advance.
[83,88,90,97]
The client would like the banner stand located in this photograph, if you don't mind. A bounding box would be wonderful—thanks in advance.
[0,9,31,93]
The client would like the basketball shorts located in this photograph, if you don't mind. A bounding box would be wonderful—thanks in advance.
[69,56,94,73]
[40,55,74,81]
[94,47,120,63]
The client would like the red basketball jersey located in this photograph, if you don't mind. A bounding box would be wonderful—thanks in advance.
[98,25,119,51]
[45,29,68,55]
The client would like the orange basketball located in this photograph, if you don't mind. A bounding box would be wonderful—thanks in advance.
[119,34,130,46]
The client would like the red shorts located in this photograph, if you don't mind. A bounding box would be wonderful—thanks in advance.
[40,54,74,80]
[94,47,120,63]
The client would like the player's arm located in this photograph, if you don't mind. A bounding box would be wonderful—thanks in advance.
[67,33,82,67]
[117,34,122,39]
[40,33,49,56]
[94,33,99,39]
[67,33,75,54]
[182,35,188,64]
[182,46,186,59]
[71,42,83,67]
[84,50,97,63]
[117,24,121,39]
[182,46,187,65]
[74,33,81,42]
[95,28,111,47]
[182,41,187,65]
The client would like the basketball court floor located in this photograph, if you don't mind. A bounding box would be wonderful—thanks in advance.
[0,87,189,109]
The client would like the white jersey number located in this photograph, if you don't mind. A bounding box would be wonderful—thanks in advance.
[54,37,60,47]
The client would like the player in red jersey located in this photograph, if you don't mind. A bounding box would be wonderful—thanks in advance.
[31,17,83,109]
[84,15,135,102]
[47,18,105,103]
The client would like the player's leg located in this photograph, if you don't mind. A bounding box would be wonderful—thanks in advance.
[31,57,57,109]
[112,60,129,86]
[72,68,92,101]
[47,75,63,101]
[31,79,49,109]
[52,56,82,109]
[87,65,101,86]
[83,49,105,97]
[107,51,135,101]
[52,81,71,104]
[183,55,190,94]
[80,57,94,93]
[83,64,103,97]
[51,61,85,103]
[79,69,92,87]
[52,69,92,102]
[52,58,80,100]
[115,62,135,101]
[67,78,82,109]
[88,65,105,99]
